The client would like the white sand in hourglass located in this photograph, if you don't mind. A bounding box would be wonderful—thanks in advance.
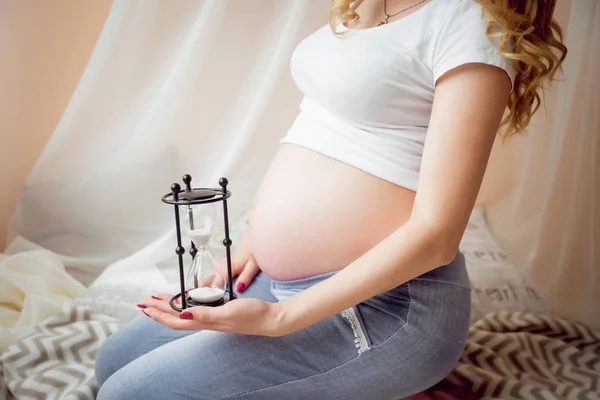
[189,287,225,303]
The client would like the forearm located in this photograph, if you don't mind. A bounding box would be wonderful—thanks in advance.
[277,218,458,334]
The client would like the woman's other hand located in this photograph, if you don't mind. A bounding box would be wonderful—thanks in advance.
[223,231,260,294]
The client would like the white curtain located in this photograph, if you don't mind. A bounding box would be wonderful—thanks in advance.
[7,0,599,329]
[485,0,600,330]
[7,0,329,283]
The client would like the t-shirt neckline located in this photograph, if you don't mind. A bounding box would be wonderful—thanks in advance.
[340,0,440,33]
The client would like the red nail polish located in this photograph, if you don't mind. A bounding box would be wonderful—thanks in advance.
[180,312,193,320]
[137,304,147,309]
[142,309,150,317]
[236,282,246,293]
[151,295,161,300]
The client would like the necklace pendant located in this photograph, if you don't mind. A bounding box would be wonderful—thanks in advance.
[377,14,389,26]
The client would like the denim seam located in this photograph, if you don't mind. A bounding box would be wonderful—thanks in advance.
[413,278,471,291]
[223,281,414,400]
[223,354,360,399]
[365,280,414,348]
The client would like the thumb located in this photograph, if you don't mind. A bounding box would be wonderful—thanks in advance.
[235,260,260,293]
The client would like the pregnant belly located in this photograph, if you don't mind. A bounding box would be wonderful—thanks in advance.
[249,144,416,280]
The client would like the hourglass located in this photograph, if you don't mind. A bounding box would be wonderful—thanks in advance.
[162,174,236,311]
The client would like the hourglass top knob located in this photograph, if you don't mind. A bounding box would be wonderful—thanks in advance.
[171,183,181,200]
[182,174,192,191]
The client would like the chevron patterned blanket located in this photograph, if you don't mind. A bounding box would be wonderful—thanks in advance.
[0,307,598,400]
[441,311,600,400]
[0,306,120,400]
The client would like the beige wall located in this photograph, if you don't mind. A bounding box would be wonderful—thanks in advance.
[0,0,112,249]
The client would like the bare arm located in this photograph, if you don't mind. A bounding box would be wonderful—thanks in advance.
[276,63,512,334]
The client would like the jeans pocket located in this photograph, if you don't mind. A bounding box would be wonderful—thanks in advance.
[340,306,372,356]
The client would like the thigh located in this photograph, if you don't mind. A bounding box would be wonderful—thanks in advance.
[95,272,277,386]
[97,309,362,400]
[97,262,471,400]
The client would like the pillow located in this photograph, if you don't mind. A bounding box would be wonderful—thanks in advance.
[460,209,548,322]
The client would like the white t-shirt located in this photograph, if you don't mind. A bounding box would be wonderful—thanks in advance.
[280,0,515,191]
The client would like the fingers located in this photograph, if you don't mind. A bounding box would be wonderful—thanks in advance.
[137,293,180,316]
[235,260,260,293]
[138,292,170,304]
[143,306,230,331]
[138,293,232,329]
[151,292,172,300]
[181,304,231,325]
[142,307,197,330]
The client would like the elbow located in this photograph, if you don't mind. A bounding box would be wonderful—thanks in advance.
[409,217,463,267]
[428,235,460,267]
[436,241,461,266]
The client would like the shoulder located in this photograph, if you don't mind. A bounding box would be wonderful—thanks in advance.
[429,0,516,87]
[432,0,496,40]
[433,0,488,21]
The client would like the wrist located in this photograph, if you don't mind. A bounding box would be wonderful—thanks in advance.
[269,300,298,337]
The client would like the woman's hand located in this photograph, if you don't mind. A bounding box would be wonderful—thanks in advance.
[136,232,293,336]
[223,232,260,293]
[137,293,290,337]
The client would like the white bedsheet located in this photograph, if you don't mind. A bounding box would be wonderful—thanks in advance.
[0,236,87,352]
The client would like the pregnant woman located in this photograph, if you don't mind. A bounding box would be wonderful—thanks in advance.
[96,0,566,398]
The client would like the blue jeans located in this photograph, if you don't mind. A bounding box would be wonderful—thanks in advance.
[95,254,471,400]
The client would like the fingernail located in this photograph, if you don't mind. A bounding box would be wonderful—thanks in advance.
[137,304,147,309]
[180,312,193,320]
[151,295,161,300]
[236,282,246,293]
[142,309,150,317]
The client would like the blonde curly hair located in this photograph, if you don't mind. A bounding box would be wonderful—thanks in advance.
[329,0,568,139]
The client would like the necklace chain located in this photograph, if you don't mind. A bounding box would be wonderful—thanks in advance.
[378,0,427,26]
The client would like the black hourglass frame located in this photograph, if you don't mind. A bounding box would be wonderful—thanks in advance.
[162,174,236,312]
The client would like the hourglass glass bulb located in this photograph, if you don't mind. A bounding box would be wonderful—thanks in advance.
[186,247,226,305]
[185,213,225,306]
[189,216,212,246]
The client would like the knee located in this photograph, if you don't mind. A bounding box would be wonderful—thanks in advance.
[95,316,155,386]
[96,372,143,400]
[94,333,125,387]
[96,371,142,400]
[96,365,169,400]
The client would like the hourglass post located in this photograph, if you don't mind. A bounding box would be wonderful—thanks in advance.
[182,174,198,260]
[171,183,188,310]
[219,178,236,301]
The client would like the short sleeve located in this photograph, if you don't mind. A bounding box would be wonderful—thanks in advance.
[432,0,515,88]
